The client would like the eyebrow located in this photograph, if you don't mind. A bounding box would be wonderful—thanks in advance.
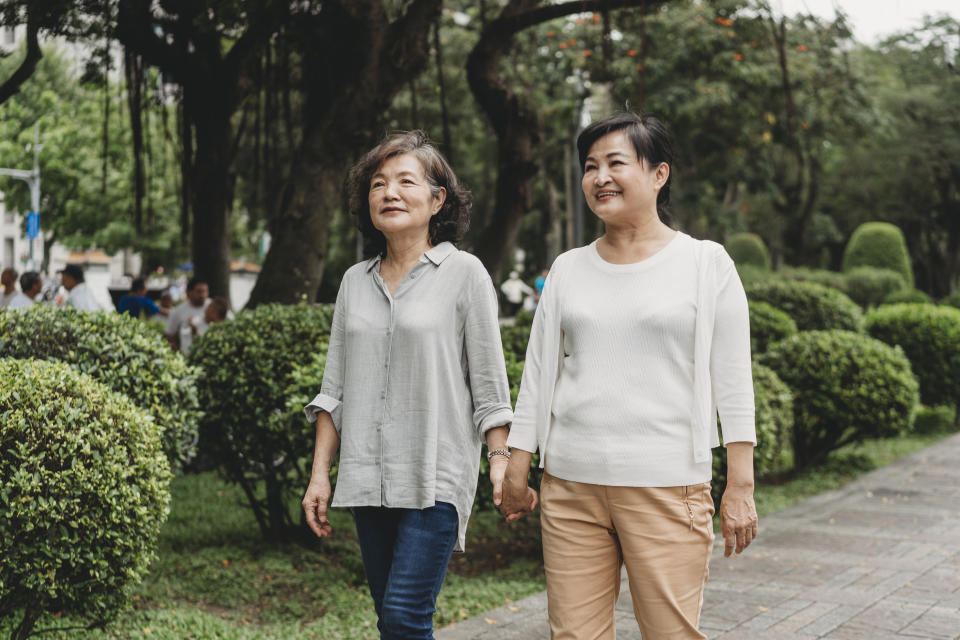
[371,170,421,180]
[584,151,631,163]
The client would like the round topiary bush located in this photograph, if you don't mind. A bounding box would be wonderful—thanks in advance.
[882,288,932,305]
[0,358,170,638]
[712,361,795,503]
[864,303,960,408]
[746,280,863,332]
[726,232,771,269]
[842,221,914,286]
[749,300,798,354]
[0,305,200,470]
[778,266,848,292]
[189,303,334,539]
[735,264,777,288]
[842,266,907,308]
[759,330,918,469]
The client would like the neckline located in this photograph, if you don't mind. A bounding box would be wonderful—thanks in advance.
[587,231,686,273]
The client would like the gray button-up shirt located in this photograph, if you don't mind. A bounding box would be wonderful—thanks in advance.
[304,242,512,551]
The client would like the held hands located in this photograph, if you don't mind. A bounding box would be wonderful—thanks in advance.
[302,475,334,538]
[719,483,758,557]
[496,453,538,522]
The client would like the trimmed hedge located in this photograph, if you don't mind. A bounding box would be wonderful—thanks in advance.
[842,221,914,286]
[843,266,907,308]
[748,300,798,354]
[713,362,795,503]
[778,266,848,292]
[726,232,771,269]
[735,264,778,288]
[941,290,960,309]
[0,305,200,470]
[500,324,532,362]
[882,288,932,305]
[746,280,863,332]
[913,405,957,434]
[188,303,334,540]
[864,304,960,408]
[0,358,170,637]
[759,330,918,468]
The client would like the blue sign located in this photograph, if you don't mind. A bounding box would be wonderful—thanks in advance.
[26,211,39,239]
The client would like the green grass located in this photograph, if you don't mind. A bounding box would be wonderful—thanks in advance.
[3,429,953,639]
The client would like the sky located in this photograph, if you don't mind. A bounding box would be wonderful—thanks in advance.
[774,0,959,44]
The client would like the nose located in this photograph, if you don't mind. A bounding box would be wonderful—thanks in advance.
[382,180,399,200]
[593,167,611,187]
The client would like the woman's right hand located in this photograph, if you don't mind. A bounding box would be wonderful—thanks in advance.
[499,451,539,522]
[302,476,333,538]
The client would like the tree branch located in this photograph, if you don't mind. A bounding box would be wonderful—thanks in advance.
[0,9,42,106]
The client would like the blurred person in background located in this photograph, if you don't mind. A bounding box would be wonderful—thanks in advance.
[164,277,209,352]
[0,268,17,309]
[117,277,168,319]
[6,271,42,310]
[59,264,103,311]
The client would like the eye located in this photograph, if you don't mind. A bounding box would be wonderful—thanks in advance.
[401,178,415,184]
[371,180,385,189]
[610,160,624,166]
[584,164,596,172]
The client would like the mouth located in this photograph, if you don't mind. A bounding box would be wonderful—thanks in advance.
[594,190,621,201]
[380,207,406,214]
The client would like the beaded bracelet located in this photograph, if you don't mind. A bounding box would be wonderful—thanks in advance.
[486,448,511,461]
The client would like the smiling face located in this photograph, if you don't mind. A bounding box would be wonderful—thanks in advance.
[581,130,669,226]
[368,153,446,243]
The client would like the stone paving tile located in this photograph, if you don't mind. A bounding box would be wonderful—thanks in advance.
[435,433,960,640]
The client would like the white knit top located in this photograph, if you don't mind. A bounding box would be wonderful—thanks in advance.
[507,232,756,487]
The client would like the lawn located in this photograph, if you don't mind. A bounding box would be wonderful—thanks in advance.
[2,428,953,639]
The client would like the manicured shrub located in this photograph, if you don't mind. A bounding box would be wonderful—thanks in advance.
[913,405,957,434]
[0,305,200,470]
[0,358,170,638]
[778,266,848,292]
[864,304,960,408]
[842,221,914,286]
[726,232,771,269]
[843,266,907,308]
[759,331,918,469]
[746,280,863,332]
[748,300,797,354]
[712,362,795,503]
[500,324,531,362]
[736,264,778,288]
[513,309,535,330]
[882,288,932,305]
[941,290,960,309]
[188,303,334,540]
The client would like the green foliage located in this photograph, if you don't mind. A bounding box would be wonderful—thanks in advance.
[843,266,908,308]
[759,330,919,468]
[713,361,794,503]
[0,358,171,636]
[748,300,797,354]
[513,309,535,330]
[842,222,914,286]
[864,303,960,407]
[735,264,778,288]
[913,405,957,434]
[725,233,770,269]
[0,305,200,469]
[941,290,960,309]
[188,304,334,538]
[882,288,932,305]
[500,324,531,362]
[746,280,863,332]
[778,266,849,292]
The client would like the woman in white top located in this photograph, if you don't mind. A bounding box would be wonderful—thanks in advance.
[500,112,758,640]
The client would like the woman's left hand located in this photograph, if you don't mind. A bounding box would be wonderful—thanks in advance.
[489,456,509,508]
[719,484,758,557]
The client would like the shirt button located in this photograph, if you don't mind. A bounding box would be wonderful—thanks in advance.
[380,391,386,399]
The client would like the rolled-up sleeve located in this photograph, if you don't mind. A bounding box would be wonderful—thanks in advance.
[304,281,347,433]
[710,250,756,446]
[463,271,513,437]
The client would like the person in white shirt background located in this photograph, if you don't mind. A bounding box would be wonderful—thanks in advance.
[59,264,103,312]
[499,112,758,640]
[6,271,42,310]
[164,277,210,352]
[0,268,17,309]
[500,270,534,316]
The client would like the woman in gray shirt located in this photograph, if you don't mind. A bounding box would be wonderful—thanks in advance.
[301,131,520,639]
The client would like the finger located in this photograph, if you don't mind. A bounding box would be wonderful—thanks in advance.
[493,479,503,507]
[527,488,539,512]
[505,512,524,523]
[724,531,735,557]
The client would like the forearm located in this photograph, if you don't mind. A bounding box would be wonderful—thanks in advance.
[484,425,510,451]
[505,447,533,482]
[725,442,755,489]
[310,412,341,478]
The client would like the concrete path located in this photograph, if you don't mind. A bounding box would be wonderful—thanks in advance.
[437,433,960,639]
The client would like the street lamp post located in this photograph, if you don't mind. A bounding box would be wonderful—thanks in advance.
[0,124,41,269]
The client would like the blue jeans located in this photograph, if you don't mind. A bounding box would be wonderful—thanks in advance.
[352,502,459,640]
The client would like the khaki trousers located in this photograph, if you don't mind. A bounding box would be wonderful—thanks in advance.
[540,473,715,640]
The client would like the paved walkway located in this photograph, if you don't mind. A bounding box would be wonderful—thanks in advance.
[437,433,960,639]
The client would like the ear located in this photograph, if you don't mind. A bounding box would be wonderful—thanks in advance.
[656,162,670,188]
[432,187,447,216]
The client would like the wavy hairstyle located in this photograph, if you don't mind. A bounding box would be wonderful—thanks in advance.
[348,130,471,258]
[576,111,675,228]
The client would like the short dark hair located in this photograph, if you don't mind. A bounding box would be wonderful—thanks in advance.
[577,112,675,227]
[130,277,146,292]
[186,277,207,292]
[207,296,229,321]
[20,271,40,292]
[348,130,471,259]
[60,264,84,283]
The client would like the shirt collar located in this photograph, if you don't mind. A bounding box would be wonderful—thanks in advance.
[364,242,457,272]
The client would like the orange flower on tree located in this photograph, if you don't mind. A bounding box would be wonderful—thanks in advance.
[546,30,556,37]
[582,49,592,57]
[733,53,744,61]
[796,44,808,52]
[560,43,568,49]
[592,13,601,24]
[569,39,578,46]
[715,17,734,27]
[627,49,638,57]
